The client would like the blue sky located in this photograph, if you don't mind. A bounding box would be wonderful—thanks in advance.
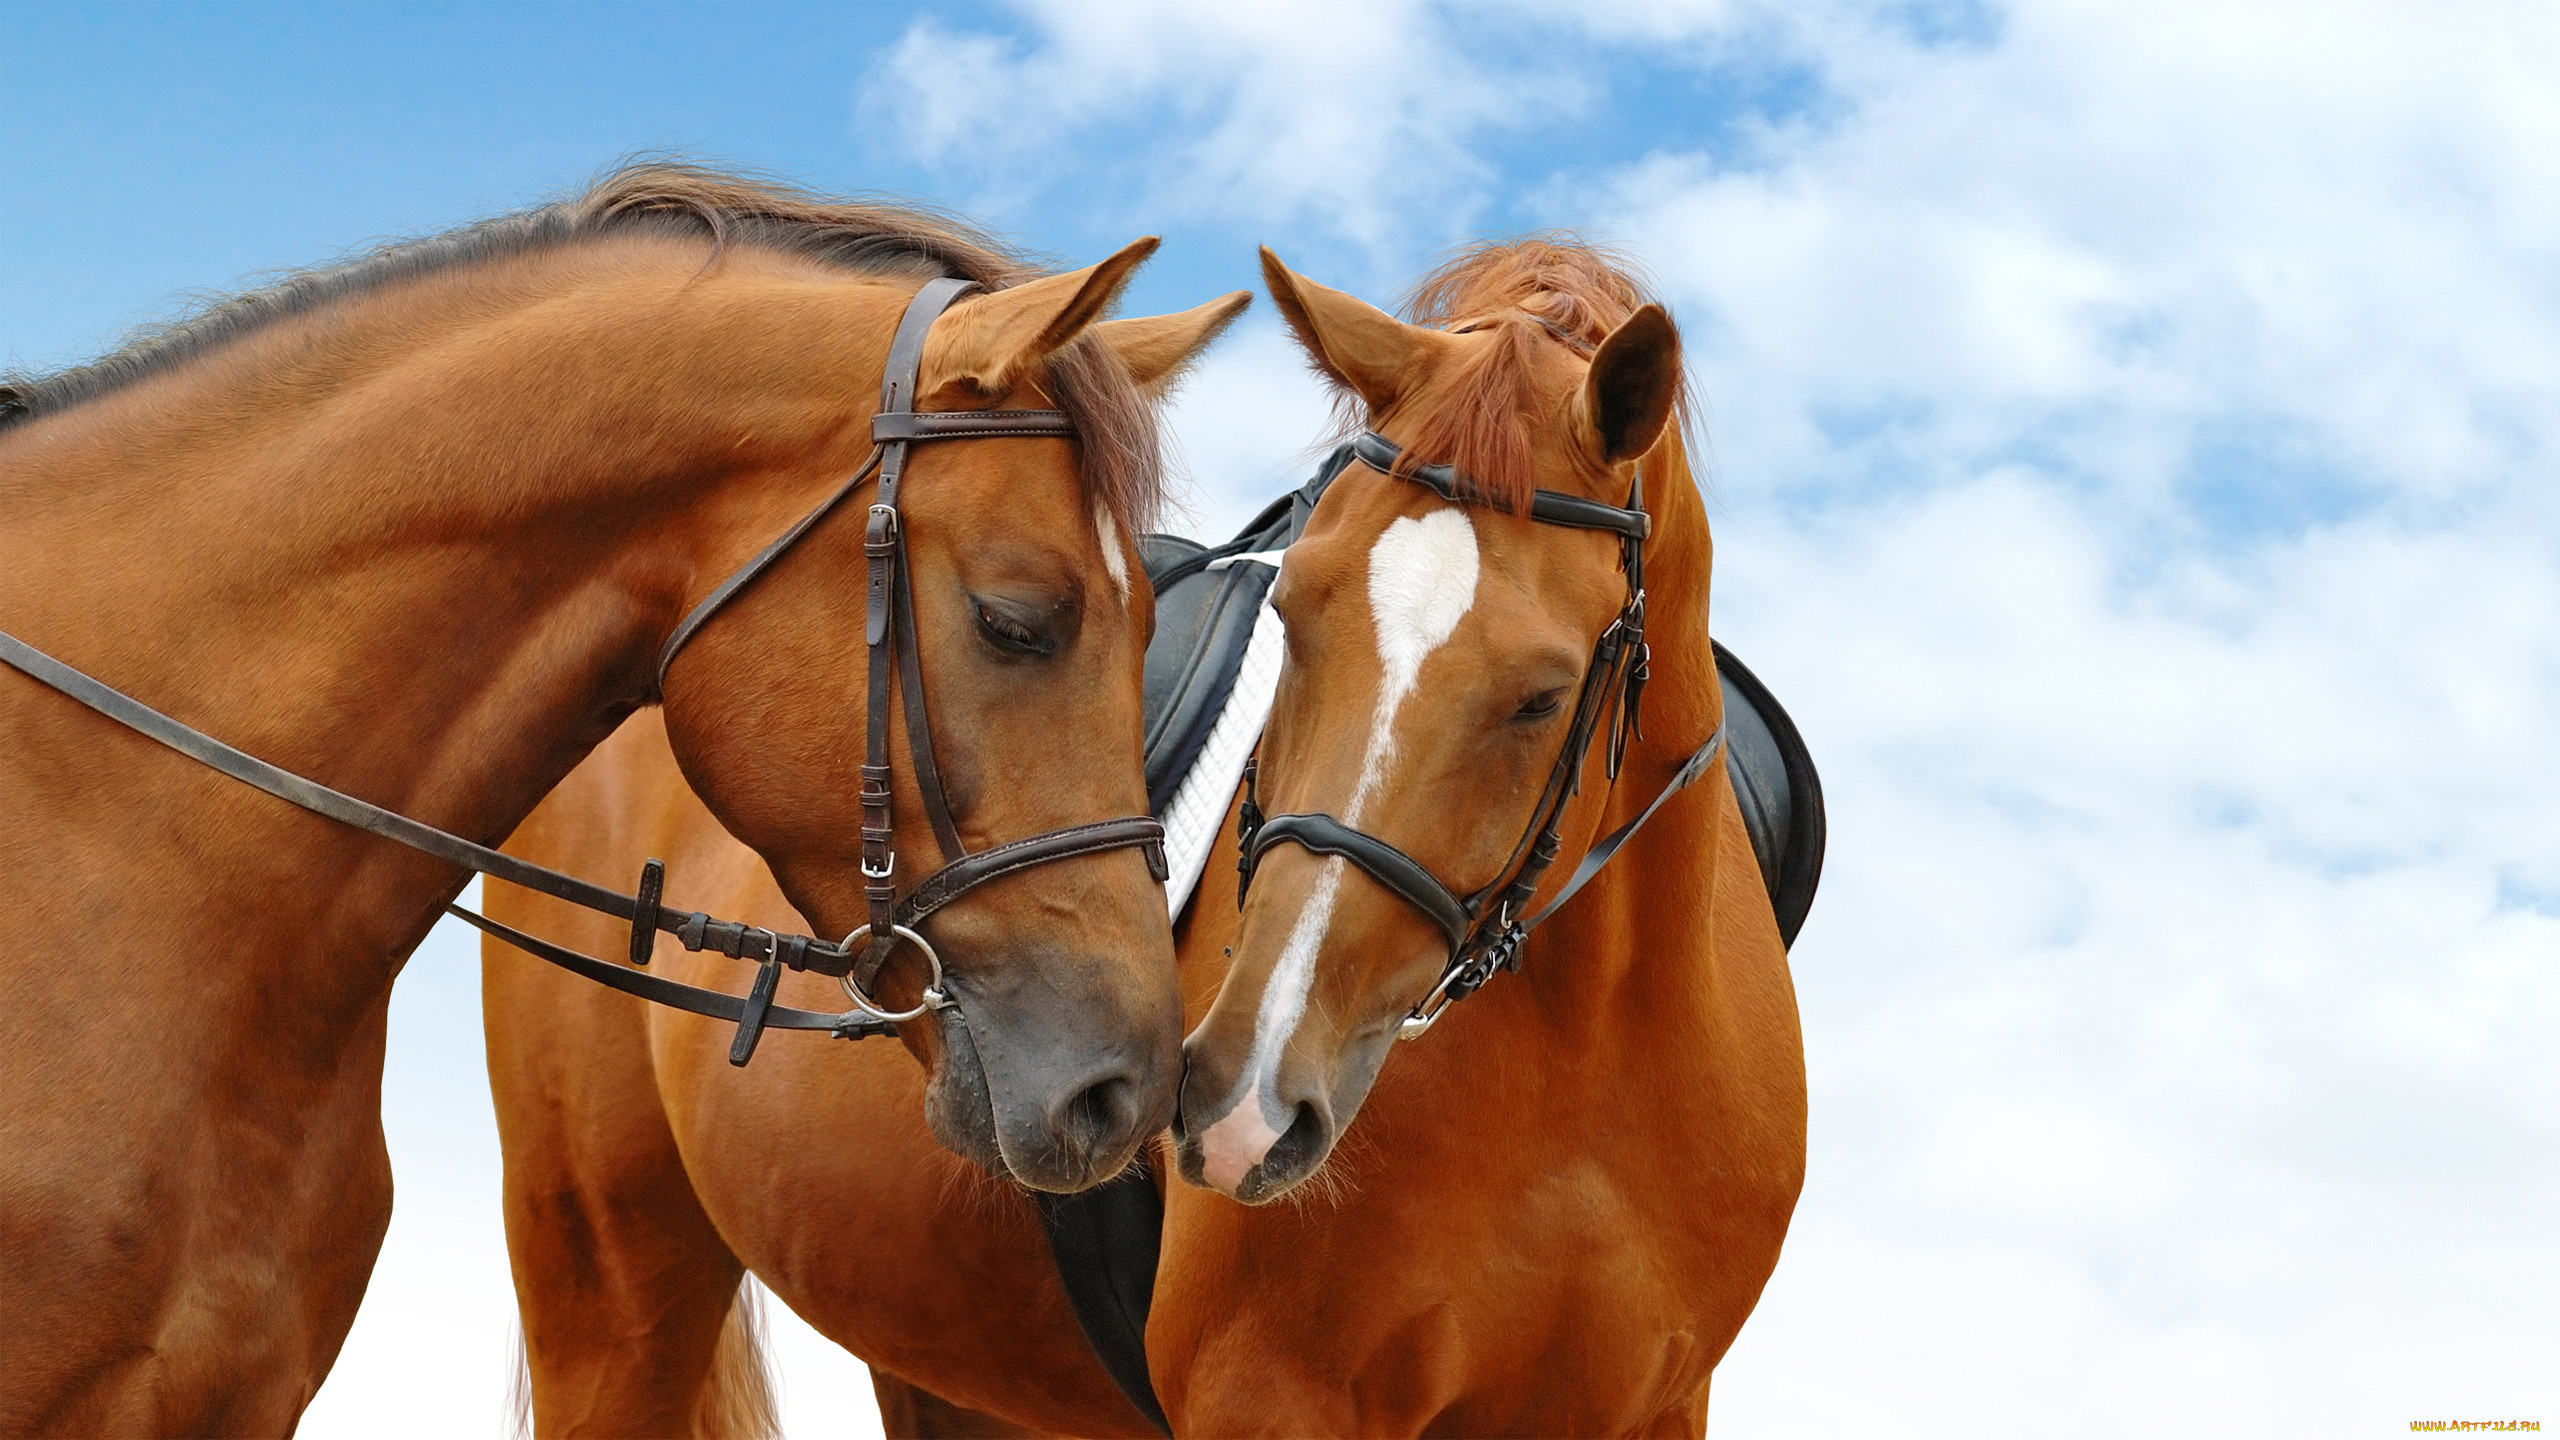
[9,3,1825,370]
[9,3,2557,1437]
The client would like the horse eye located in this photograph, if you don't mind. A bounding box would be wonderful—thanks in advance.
[1514,688,1568,722]
[976,603,1049,656]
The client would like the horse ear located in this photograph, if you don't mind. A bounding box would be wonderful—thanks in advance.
[921,237,1161,396]
[1578,303,1681,465]
[1260,248,1446,415]
[1089,290,1252,396]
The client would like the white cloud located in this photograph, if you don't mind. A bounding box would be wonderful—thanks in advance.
[1607,2,2560,506]
[1571,3,2560,1429]
[937,0,2560,1428]
[861,0,1569,258]
[1153,313,1344,534]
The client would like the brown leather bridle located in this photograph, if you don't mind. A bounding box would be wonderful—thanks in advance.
[1232,431,1723,1041]
[0,276,1166,1066]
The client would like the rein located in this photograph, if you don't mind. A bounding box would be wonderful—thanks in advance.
[1233,431,1725,1041]
[0,277,1165,1067]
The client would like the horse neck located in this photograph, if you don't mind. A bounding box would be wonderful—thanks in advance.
[0,242,896,945]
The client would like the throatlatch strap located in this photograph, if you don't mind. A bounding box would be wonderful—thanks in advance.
[1523,720,1726,930]
[891,549,966,863]
[654,449,882,693]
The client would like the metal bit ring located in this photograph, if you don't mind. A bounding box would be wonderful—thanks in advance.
[835,923,949,1023]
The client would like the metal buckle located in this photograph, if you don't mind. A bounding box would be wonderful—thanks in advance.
[867,502,899,536]
[1397,918,1524,1043]
[835,922,949,1023]
[861,852,896,880]
[1398,975,1459,1042]
[1396,955,1473,1043]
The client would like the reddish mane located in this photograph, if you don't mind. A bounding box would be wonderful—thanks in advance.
[1359,235,1697,513]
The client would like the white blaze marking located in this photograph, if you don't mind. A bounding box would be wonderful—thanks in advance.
[1095,503,1131,602]
[1346,509,1480,824]
[1201,509,1479,1188]
[1202,859,1340,1193]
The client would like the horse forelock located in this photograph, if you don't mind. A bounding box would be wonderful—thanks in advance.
[1044,332,1164,535]
[0,157,1163,530]
[1328,235,1698,515]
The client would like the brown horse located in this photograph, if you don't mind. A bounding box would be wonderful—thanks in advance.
[1142,245,1807,1435]
[483,235,1802,1439]
[0,163,1238,1437]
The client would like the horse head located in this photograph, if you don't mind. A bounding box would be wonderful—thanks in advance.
[659,244,1247,1191]
[1174,245,1687,1201]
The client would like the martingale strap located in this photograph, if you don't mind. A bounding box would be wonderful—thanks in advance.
[2,275,1166,1069]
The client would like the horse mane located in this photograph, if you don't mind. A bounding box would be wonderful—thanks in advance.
[1348,235,1698,515]
[0,159,1162,527]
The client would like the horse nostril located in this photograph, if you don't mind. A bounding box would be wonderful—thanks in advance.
[1055,1072,1141,1157]
[1259,1100,1332,1182]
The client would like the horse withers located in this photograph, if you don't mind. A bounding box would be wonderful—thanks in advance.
[0,164,1235,1436]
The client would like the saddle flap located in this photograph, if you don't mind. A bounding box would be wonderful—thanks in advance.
[1713,640,1826,949]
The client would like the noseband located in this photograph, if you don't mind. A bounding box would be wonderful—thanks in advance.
[1233,431,1725,1041]
[0,276,1164,1066]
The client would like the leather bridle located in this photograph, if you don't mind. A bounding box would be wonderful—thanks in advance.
[0,276,1165,1066]
[1233,430,1725,1041]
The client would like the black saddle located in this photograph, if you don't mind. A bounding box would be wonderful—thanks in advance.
[1035,450,1830,1436]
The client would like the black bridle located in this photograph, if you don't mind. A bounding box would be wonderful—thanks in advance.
[1233,430,1725,1040]
[0,276,1165,1066]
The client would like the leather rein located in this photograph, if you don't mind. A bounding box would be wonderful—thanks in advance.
[0,276,1165,1067]
[1234,430,1725,1041]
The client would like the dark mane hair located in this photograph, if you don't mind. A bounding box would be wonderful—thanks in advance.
[0,159,1161,526]
[1345,235,1695,514]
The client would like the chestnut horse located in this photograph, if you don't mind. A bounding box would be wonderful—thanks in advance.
[0,163,1232,1436]
[1141,246,1806,1435]
[483,238,1802,1437]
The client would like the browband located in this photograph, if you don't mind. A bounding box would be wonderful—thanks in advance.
[1349,431,1649,541]
[871,411,1075,443]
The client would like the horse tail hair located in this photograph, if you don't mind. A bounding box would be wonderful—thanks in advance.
[505,1319,533,1440]
[693,1277,782,1439]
